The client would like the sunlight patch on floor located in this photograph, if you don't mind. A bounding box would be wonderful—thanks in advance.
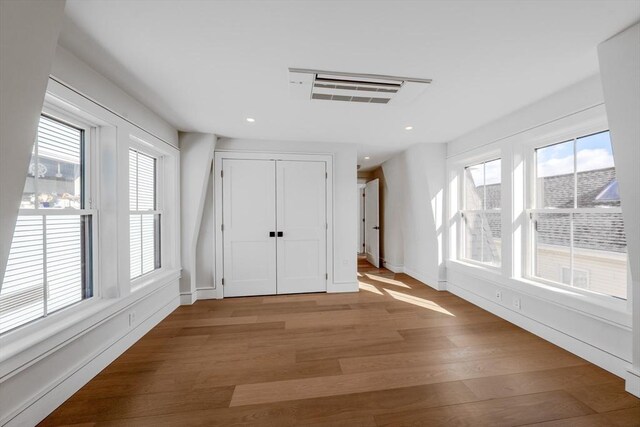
[359,282,384,295]
[383,288,455,316]
[364,274,410,288]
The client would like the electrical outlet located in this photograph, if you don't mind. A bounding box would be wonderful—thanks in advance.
[513,297,521,310]
[495,290,502,302]
[128,311,136,326]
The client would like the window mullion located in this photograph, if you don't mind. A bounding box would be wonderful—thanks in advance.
[42,215,48,317]
[573,138,577,209]
[569,212,574,287]
[34,134,39,210]
[482,162,486,263]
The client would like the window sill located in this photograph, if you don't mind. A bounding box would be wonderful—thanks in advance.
[446,259,631,328]
[0,269,180,379]
[131,268,173,292]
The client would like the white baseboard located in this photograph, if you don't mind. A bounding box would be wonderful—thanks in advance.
[403,268,446,291]
[446,280,630,379]
[383,261,404,273]
[328,281,359,293]
[196,288,219,300]
[626,368,640,397]
[5,295,179,427]
[180,292,196,305]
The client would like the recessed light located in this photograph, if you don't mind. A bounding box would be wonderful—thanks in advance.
[364,156,370,160]
[246,117,256,123]
[405,126,413,131]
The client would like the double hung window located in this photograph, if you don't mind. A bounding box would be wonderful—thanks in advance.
[461,158,502,267]
[1,114,94,334]
[129,148,161,280]
[529,130,627,299]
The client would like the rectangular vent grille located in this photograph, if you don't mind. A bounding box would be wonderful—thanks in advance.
[289,68,432,105]
[312,93,391,104]
[311,76,401,104]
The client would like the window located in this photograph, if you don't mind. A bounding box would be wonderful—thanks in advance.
[461,158,501,267]
[1,115,93,334]
[129,148,161,280]
[530,130,627,299]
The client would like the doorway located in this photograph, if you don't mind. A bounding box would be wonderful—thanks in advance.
[364,178,380,268]
[214,152,333,298]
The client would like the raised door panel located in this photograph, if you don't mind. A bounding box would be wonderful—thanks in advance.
[222,159,276,297]
[276,161,327,294]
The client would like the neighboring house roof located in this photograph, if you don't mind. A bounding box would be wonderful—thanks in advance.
[540,167,618,208]
[472,167,626,253]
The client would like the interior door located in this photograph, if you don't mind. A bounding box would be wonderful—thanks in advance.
[222,159,277,297]
[276,160,327,294]
[364,178,380,268]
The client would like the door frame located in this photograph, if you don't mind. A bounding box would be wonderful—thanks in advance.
[214,151,334,299]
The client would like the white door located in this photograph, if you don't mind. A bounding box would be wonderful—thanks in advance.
[222,159,277,297]
[358,185,365,254]
[276,161,327,294]
[364,178,380,267]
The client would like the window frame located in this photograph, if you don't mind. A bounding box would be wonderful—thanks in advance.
[459,156,503,270]
[0,105,100,335]
[523,122,629,302]
[128,134,166,289]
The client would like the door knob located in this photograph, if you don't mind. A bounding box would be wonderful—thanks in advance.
[277,231,284,237]
[269,231,276,237]
[373,226,380,230]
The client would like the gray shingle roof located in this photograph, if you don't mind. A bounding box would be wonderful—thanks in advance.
[474,167,626,253]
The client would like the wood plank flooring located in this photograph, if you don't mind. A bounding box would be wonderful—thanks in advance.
[39,258,639,426]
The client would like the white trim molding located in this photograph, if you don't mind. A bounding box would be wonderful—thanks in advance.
[328,281,359,293]
[626,368,640,398]
[403,268,446,291]
[382,260,404,274]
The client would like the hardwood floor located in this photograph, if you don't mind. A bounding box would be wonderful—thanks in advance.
[40,258,639,426]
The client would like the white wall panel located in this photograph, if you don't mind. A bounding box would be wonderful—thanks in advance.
[598,23,640,396]
[0,0,66,285]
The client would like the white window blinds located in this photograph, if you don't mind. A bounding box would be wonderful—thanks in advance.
[1,115,92,335]
[129,149,161,280]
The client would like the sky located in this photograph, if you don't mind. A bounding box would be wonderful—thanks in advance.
[537,131,615,177]
[468,158,501,186]
[467,131,614,187]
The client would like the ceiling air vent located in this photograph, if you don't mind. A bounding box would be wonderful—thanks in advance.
[289,68,431,105]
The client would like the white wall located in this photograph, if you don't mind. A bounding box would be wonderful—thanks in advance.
[357,184,365,254]
[196,171,215,289]
[375,143,447,287]
[215,138,358,292]
[178,132,216,304]
[447,75,605,159]
[598,22,640,397]
[0,45,181,426]
[0,0,66,285]
[444,75,634,387]
[50,46,178,147]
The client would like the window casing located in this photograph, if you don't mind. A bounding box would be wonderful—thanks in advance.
[129,148,161,281]
[460,158,502,267]
[527,130,628,300]
[1,114,95,335]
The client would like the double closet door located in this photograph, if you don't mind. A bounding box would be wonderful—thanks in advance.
[222,159,327,297]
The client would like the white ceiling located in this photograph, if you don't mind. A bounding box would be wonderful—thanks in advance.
[60,0,639,170]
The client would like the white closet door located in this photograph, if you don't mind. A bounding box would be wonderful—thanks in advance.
[276,161,327,294]
[222,159,277,297]
[365,178,380,268]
